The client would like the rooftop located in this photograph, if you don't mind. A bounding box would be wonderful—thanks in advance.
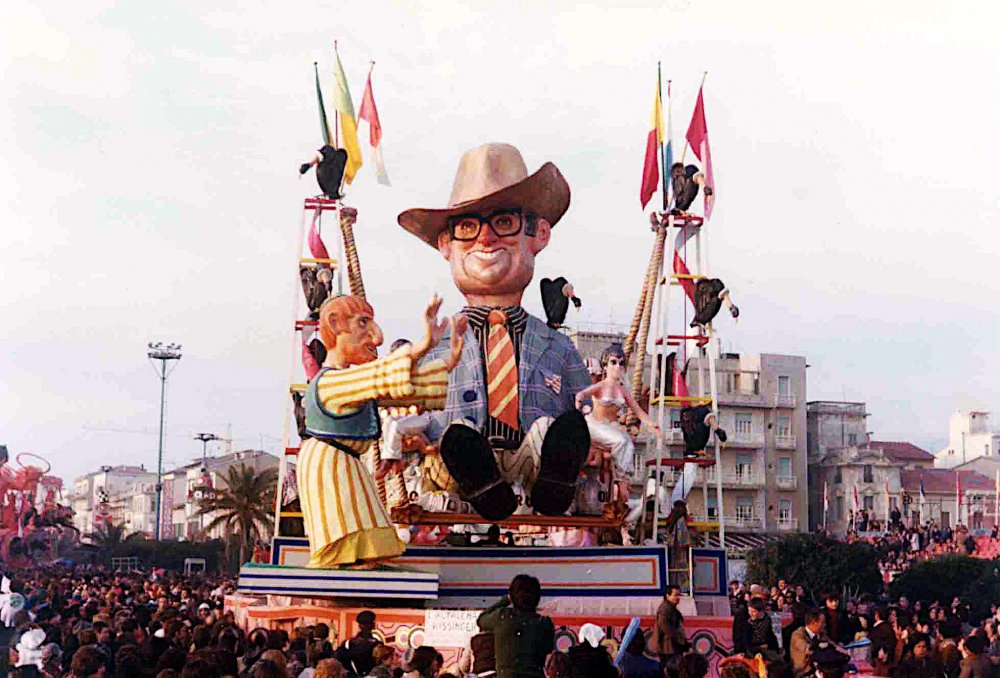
[900,468,996,493]
[871,441,934,464]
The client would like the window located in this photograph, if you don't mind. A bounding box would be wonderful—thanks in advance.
[863,495,874,511]
[778,457,791,478]
[777,416,791,437]
[669,409,681,428]
[735,413,753,435]
[863,465,874,483]
[736,497,755,521]
[835,496,844,520]
[736,454,754,479]
[834,467,843,484]
[707,495,718,519]
[778,375,791,396]
[848,433,858,446]
[779,499,792,522]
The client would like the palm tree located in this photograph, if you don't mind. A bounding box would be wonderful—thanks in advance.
[87,522,142,563]
[196,463,277,565]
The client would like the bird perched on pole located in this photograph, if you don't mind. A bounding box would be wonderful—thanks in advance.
[299,145,348,199]
[671,163,711,213]
[540,277,582,329]
[690,278,739,328]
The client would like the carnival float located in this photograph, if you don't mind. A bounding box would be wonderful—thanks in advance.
[230,51,743,673]
[0,448,77,567]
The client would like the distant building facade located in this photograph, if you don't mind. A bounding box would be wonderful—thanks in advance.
[934,411,1000,469]
[806,401,870,529]
[70,465,156,537]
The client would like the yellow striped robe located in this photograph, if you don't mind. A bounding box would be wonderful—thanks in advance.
[297,348,448,568]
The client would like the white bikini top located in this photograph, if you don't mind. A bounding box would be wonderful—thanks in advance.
[599,395,626,407]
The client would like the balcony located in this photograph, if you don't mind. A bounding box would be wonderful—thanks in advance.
[776,518,799,531]
[775,394,797,408]
[775,435,797,449]
[727,431,766,448]
[704,468,765,487]
[775,475,798,489]
[726,513,764,530]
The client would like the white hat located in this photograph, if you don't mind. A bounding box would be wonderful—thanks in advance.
[578,623,605,648]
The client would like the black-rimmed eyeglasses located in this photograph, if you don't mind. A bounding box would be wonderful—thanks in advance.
[447,209,525,242]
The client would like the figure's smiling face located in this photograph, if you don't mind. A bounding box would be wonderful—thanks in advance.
[437,209,550,303]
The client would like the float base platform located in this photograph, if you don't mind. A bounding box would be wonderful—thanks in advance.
[236,563,439,601]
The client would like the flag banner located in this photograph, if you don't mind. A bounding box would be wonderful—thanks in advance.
[685,85,715,218]
[358,68,391,186]
[307,210,330,261]
[332,49,363,184]
[640,78,664,208]
[673,225,698,303]
[314,63,332,146]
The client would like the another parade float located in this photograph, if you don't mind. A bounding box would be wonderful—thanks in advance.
[230,54,743,672]
[0,447,77,567]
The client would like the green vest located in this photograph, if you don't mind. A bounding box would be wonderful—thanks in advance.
[304,368,381,456]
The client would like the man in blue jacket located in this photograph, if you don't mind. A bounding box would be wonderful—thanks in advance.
[396,143,592,520]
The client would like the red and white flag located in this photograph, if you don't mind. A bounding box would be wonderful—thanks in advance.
[853,485,860,513]
[685,84,715,219]
[358,66,390,186]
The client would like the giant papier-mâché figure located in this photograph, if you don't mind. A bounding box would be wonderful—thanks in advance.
[296,293,465,567]
[396,143,592,521]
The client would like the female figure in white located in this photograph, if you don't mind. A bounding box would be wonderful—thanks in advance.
[574,343,662,499]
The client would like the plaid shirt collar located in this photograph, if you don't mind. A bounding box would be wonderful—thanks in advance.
[462,305,528,334]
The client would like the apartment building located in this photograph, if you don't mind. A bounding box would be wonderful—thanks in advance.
[652,352,809,534]
[160,449,279,541]
[70,465,157,536]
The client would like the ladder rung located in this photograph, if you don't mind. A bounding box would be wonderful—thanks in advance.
[279,511,303,518]
[300,257,338,266]
[303,197,339,211]
[650,396,713,406]
[285,447,300,456]
[295,319,319,331]
[661,274,705,283]
[290,383,307,394]
[654,334,709,346]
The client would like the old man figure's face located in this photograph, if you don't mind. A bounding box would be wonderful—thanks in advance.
[437,208,550,304]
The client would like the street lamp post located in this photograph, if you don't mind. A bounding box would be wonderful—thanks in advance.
[194,432,220,469]
[148,342,182,540]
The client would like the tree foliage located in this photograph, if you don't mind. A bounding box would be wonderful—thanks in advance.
[889,555,1000,622]
[745,533,882,602]
[196,463,277,566]
[87,522,143,564]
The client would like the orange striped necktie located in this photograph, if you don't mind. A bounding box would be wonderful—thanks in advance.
[485,309,519,431]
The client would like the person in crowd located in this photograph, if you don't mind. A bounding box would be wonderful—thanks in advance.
[733,597,780,659]
[959,634,991,678]
[677,651,709,678]
[790,608,827,678]
[543,651,572,678]
[402,647,441,678]
[566,623,616,678]
[652,584,689,676]
[477,574,554,677]
[822,593,852,645]
[617,628,660,678]
[896,632,940,678]
[336,610,380,677]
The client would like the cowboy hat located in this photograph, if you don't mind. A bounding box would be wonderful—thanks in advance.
[398,142,570,248]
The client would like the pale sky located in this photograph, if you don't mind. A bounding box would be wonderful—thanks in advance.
[2,1,999,483]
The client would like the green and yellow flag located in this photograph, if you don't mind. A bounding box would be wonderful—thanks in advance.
[332,49,363,184]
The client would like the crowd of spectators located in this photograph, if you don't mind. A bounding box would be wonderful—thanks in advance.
[726,576,1000,678]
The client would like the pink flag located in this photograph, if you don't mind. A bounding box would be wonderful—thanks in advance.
[307,211,330,262]
[358,68,390,186]
[685,85,715,219]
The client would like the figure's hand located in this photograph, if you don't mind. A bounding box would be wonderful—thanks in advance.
[376,459,406,479]
[562,283,575,299]
[412,293,448,362]
[444,314,468,371]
